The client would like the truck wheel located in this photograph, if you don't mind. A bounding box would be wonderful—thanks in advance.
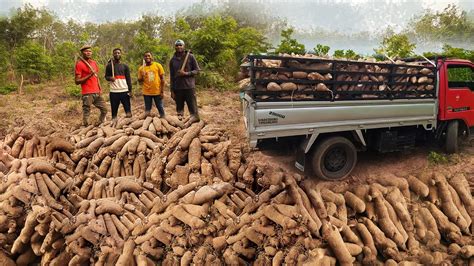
[311,136,357,180]
[445,120,459,154]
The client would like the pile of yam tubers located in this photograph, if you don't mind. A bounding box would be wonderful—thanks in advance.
[0,114,472,265]
[242,54,436,101]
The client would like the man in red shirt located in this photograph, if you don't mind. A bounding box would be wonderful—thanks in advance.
[75,45,107,126]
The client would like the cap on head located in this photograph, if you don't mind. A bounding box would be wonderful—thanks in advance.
[80,44,92,51]
[175,39,185,46]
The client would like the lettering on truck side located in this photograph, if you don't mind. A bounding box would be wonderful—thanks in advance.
[269,111,285,119]
[258,118,278,125]
[452,107,470,112]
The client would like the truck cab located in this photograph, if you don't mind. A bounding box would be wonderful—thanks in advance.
[437,59,474,153]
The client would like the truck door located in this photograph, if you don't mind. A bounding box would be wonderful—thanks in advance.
[444,63,474,127]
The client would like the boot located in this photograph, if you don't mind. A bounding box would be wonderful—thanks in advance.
[125,112,132,118]
[98,112,106,124]
[82,117,89,127]
[141,111,150,119]
[177,112,184,121]
[184,115,200,128]
[111,117,118,128]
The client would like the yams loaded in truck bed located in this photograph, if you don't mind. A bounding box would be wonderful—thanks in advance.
[245,54,436,101]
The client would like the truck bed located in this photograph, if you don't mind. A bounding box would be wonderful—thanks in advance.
[246,54,437,102]
[243,55,439,147]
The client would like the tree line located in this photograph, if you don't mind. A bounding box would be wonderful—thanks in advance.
[0,3,472,94]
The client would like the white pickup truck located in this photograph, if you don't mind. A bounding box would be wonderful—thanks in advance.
[242,54,474,180]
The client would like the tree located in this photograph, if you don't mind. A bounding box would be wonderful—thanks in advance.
[0,42,10,82]
[14,41,53,82]
[0,4,43,48]
[314,44,330,56]
[410,4,474,42]
[0,6,272,91]
[51,41,77,79]
[138,15,164,39]
[129,32,172,66]
[159,17,191,47]
[188,15,269,70]
[234,27,270,60]
[189,15,239,67]
[275,28,305,55]
[375,33,416,58]
[31,9,55,51]
[94,21,140,56]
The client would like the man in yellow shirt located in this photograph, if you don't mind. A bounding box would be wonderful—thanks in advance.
[138,51,165,117]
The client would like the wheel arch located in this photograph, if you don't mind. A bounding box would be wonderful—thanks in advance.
[304,130,365,154]
[439,119,470,139]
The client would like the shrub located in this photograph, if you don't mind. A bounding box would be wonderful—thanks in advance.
[314,44,330,56]
[197,70,236,91]
[65,84,82,97]
[427,151,449,165]
[0,84,17,95]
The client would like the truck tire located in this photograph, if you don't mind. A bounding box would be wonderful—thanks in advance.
[311,136,357,180]
[445,120,459,154]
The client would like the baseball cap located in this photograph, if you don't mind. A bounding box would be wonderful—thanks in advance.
[80,44,92,51]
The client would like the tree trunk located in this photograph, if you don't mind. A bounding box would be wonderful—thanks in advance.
[19,74,24,95]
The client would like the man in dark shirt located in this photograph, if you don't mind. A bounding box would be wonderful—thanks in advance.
[169,40,200,124]
[105,48,132,120]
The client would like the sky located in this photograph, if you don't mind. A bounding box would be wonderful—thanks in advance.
[0,0,472,54]
[1,0,469,28]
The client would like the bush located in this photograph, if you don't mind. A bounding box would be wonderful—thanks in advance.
[333,49,360,59]
[214,48,238,75]
[197,70,236,91]
[65,84,82,97]
[314,44,330,56]
[0,84,17,95]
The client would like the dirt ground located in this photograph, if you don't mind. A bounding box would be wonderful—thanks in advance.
[1,82,473,188]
